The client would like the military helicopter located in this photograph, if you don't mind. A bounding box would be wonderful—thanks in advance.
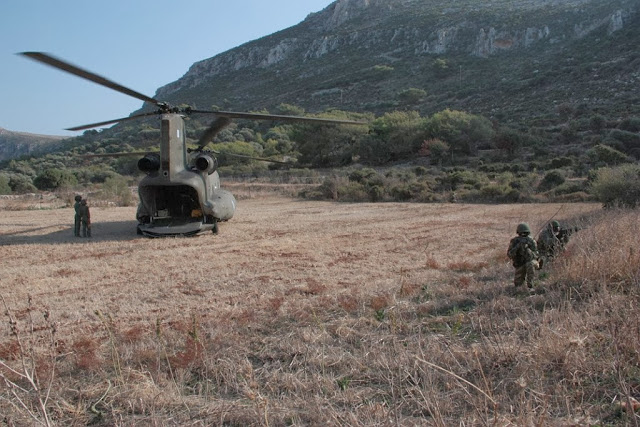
[20,52,366,237]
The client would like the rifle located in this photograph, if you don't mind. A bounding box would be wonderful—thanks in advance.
[557,225,581,243]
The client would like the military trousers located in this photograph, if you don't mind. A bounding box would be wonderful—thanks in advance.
[514,260,537,288]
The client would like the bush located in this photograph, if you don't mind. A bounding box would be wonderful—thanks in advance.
[587,144,630,166]
[398,88,427,104]
[590,164,640,208]
[0,174,11,195]
[538,170,565,192]
[618,117,640,132]
[337,182,368,202]
[33,168,78,191]
[548,157,573,169]
[493,127,525,155]
[103,175,134,206]
[360,111,425,164]
[8,173,37,194]
[589,114,606,132]
[551,180,586,195]
[426,109,494,156]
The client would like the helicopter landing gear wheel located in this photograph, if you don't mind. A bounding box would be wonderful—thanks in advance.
[212,221,219,235]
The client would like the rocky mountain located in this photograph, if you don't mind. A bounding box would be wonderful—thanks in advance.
[152,0,638,125]
[0,128,65,161]
[3,0,638,162]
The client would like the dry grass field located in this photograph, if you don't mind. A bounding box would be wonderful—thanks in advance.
[1,193,638,426]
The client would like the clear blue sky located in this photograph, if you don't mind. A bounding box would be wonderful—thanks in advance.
[0,0,335,136]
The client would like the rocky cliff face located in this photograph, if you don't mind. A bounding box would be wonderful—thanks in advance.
[157,0,636,101]
[0,128,64,161]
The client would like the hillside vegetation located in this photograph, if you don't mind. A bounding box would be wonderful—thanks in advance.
[1,0,639,207]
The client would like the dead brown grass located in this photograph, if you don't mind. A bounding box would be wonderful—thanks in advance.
[1,195,638,425]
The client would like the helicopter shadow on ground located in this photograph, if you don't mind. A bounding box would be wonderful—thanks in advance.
[0,221,141,246]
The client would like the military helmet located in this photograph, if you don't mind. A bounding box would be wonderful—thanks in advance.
[551,220,560,229]
[74,195,82,202]
[516,223,531,234]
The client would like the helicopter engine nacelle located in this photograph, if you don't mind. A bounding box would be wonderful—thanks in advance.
[138,154,160,173]
[194,154,218,175]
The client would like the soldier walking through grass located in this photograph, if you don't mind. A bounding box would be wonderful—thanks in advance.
[507,223,539,289]
[537,220,562,263]
[537,220,580,265]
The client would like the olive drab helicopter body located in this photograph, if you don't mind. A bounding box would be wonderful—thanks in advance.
[20,52,366,237]
[135,114,236,237]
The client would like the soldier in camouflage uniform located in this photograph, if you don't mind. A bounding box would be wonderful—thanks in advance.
[73,195,82,237]
[507,223,539,289]
[537,220,580,264]
[79,199,91,237]
[537,220,562,263]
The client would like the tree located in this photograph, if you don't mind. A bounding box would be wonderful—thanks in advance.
[398,88,427,104]
[419,138,450,166]
[537,170,565,192]
[587,144,630,166]
[103,175,133,206]
[425,109,494,156]
[9,174,37,193]
[494,127,525,156]
[432,58,450,78]
[276,103,305,116]
[0,174,11,195]
[590,164,640,208]
[360,111,425,164]
[33,168,78,191]
[292,111,370,167]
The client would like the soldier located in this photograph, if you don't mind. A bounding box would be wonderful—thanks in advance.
[537,220,580,264]
[73,195,82,237]
[79,199,91,237]
[537,220,562,262]
[507,223,539,289]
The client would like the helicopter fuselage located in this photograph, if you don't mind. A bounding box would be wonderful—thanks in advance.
[135,114,236,237]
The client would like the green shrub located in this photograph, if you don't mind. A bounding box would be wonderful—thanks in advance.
[426,109,494,156]
[398,88,427,104]
[589,114,606,132]
[0,174,11,195]
[590,164,640,208]
[551,180,586,195]
[33,168,78,191]
[337,182,368,202]
[493,127,525,155]
[587,144,630,166]
[389,183,413,201]
[301,177,339,200]
[548,156,573,169]
[103,175,133,206]
[538,170,565,192]
[618,117,640,132]
[8,174,37,194]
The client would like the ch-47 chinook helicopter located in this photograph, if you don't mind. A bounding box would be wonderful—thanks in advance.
[20,52,366,237]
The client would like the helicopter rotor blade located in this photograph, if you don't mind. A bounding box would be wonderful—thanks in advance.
[197,117,233,151]
[79,151,158,158]
[66,111,161,131]
[213,150,292,165]
[189,109,367,126]
[19,52,161,106]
